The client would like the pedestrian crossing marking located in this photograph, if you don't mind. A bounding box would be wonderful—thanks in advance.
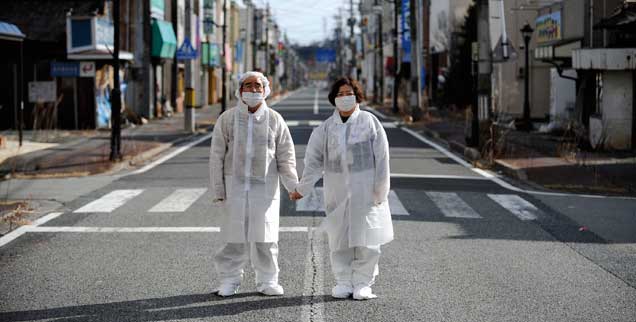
[25,226,310,233]
[69,189,543,223]
[286,120,398,129]
[148,188,207,212]
[426,191,483,219]
[295,187,410,216]
[74,189,144,213]
[488,194,539,221]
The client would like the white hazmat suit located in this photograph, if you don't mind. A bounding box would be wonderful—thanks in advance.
[209,72,298,296]
[297,106,393,299]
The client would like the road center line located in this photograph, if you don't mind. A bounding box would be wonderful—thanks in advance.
[313,87,319,115]
[301,227,325,322]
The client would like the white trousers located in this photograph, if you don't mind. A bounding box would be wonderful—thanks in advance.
[214,242,280,286]
[330,245,381,288]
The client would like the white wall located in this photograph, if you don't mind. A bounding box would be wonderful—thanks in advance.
[601,71,633,150]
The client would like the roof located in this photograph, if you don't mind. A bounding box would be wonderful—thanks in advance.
[0,0,104,42]
[594,2,636,31]
[0,21,25,41]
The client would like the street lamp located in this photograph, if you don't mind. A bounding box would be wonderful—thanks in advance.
[520,22,534,132]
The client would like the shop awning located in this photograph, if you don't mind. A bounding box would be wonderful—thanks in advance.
[67,50,134,61]
[0,21,25,41]
[152,19,177,59]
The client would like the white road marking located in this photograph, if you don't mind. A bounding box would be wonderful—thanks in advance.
[426,191,482,219]
[390,173,489,180]
[286,120,300,127]
[313,87,319,115]
[488,194,539,221]
[0,212,63,248]
[382,122,398,128]
[22,226,309,233]
[129,133,214,175]
[389,190,409,215]
[148,188,207,212]
[280,226,309,232]
[74,189,144,213]
[308,120,323,127]
[296,187,409,215]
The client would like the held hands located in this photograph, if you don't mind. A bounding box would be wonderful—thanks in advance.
[288,190,303,201]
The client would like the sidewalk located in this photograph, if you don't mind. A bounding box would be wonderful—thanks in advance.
[369,103,636,197]
[0,105,220,179]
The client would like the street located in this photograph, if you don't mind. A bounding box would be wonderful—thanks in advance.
[1,87,635,322]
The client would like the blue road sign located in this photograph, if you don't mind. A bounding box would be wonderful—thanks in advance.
[176,37,198,60]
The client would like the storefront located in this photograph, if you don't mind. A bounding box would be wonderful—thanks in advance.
[0,21,25,130]
[65,14,134,129]
[151,18,177,117]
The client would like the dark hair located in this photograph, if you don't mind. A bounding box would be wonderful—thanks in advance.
[328,77,365,106]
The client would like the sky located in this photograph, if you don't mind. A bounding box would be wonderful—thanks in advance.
[238,0,351,46]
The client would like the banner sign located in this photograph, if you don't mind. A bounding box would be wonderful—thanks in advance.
[401,0,412,63]
[51,62,79,77]
[315,48,336,63]
[536,11,562,44]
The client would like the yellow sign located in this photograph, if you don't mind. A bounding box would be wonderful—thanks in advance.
[185,87,195,108]
[308,72,327,81]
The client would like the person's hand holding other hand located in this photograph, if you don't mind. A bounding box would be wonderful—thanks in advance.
[289,190,303,201]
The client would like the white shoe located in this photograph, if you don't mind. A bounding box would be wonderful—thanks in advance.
[331,284,353,299]
[215,283,240,297]
[258,283,284,296]
[353,286,377,300]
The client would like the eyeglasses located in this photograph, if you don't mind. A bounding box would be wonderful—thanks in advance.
[243,82,263,91]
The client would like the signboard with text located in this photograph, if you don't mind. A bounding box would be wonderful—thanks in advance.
[79,62,96,77]
[51,62,79,77]
[401,0,411,63]
[28,81,57,103]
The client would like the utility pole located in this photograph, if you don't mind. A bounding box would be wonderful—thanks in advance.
[349,0,357,80]
[171,0,178,112]
[392,0,400,114]
[377,1,384,104]
[221,0,228,112]
[265,4,270,75]
[110,0,122,161]
[409,0,422,121]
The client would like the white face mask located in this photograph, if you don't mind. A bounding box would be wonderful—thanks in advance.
[242,91,264,107]
[334,95,357,112]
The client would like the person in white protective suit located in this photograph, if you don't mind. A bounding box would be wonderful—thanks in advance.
[209,71,299,297]
[291,77,393,300]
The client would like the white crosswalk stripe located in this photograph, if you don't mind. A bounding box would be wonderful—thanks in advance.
[74,189,144,213]
[286,120,398,128]
[295,187,410,216]
[488,194,540,221]
[426,191,482,219]
[71,188,543,223]
[148,188,207,212]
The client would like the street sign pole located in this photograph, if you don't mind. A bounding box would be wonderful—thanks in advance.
[110,0,122,161]
[184,0,195,133]
[221,0,227,113]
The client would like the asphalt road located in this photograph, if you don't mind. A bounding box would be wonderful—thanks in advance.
[1,87,635,322]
